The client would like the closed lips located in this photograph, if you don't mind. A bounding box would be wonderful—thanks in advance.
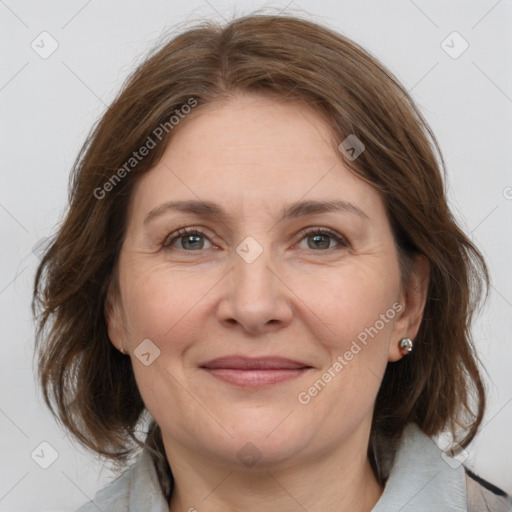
[200,357,312,370]
[200,357,313,388]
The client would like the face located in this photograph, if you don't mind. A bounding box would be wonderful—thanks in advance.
[106,93,428,470]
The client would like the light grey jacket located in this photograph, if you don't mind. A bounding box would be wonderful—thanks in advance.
[75,423,511,511]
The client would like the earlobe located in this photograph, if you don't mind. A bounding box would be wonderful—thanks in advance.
[405,254,430,339]
[388,254,430,362]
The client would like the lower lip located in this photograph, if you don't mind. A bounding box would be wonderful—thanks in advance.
[203,368,310,388]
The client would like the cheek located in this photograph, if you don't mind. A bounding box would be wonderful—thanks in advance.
[291,260,401,353]
[120,262,219,352]
[294,263,401,426]
[121,267,213,426]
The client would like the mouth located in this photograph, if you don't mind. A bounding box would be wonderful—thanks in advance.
[199,356,313,388]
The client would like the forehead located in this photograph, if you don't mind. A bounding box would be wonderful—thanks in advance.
[127,94,385,224]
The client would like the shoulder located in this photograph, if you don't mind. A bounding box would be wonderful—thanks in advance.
[73,468,131,512]
[372,423,511,512]
[73,447,169,512]
[464,466,512,512]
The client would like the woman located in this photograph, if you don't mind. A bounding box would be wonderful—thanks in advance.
[33,13,511,512]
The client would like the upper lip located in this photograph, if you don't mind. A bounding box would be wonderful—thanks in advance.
[200,356,312,370]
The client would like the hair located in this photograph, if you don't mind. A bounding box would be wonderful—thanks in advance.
[32,12,489,497]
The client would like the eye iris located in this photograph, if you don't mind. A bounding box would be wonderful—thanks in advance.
[182,234,204,250]
[171,231,340,251]
[308,234,331,250]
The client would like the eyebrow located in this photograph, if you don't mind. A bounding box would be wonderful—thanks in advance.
[143,199,370,226]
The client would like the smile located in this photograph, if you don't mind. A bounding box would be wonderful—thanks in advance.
[199,356,313,388]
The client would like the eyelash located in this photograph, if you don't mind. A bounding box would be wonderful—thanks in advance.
[162,226,349,252]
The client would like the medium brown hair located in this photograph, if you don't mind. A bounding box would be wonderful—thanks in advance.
[32,12,489,487]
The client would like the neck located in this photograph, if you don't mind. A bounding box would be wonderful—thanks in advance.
[165,430,383,512]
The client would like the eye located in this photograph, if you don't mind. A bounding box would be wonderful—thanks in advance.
[162,226,349,253]
[163,227,214,251]
[295,227,349,251]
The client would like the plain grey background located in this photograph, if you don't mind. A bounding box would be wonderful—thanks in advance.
[1,0,511,510]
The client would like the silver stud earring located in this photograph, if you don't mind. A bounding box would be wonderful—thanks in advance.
[399,337,414,355]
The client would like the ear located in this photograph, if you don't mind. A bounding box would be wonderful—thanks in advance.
[104,279,126,353]
[388,254,430,362]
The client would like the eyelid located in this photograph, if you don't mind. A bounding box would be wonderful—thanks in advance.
[162,226,215,249]
[293,226,350,249]
[162,225,349,252]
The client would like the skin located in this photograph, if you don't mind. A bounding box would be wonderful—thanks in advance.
[105,93,429,512]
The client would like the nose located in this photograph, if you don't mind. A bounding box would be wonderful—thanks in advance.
[216,241,293,335]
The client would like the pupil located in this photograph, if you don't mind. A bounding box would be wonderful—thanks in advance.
[309,234,329,250]
[183,235,203,250]
[180,234,332,251]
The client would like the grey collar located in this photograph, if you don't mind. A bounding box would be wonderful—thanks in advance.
[371,422,467,511]
[102,422,467,511]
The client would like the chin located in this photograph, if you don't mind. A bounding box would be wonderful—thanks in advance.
[217,415,313,467]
